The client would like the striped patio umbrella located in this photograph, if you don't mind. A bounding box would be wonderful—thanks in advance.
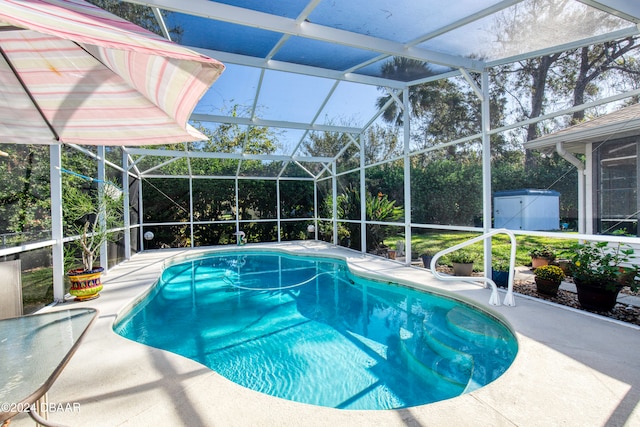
[0,0,225,146]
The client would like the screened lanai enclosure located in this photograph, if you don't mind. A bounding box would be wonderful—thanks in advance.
[1,0,640,313]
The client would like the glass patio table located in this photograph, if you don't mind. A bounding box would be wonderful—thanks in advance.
[0,308,98,425]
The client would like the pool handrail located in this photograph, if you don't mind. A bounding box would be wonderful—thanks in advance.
[429,228,517,307]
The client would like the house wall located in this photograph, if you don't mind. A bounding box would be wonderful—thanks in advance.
[593,136,639,236]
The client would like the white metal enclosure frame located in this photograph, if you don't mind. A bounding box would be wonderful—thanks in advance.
[9,0,640,301]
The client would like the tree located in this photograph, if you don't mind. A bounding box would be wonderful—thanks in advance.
[0,145,50,241]
[302,121,400,170]
[504,38,640,153]
[375,58,440,126]
[494,0,640,137]
[86,0,183,40]
[301,122,360,174]
[140,107,282,246]
[377,61,510,161]
[490,0,640,172]
[570,37,640,123]
[410,158,483,226]
[362,124,402,163]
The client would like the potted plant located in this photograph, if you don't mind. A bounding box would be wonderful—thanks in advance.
[448,250,476,276]
[529,246,556,268]
[555,258,572,276]
[421,250,436,269]
[534,265,565,296]
[64,182,123,301]
[492,258,510,288]
[569,240,639,311]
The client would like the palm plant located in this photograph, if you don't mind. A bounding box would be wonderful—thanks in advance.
[365,191,404,251]
[63,182,124,272]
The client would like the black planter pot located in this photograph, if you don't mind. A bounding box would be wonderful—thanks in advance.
[421,255,434,269]
[492,270,509,288]
[574,279,621,312]
[535,277,560,296]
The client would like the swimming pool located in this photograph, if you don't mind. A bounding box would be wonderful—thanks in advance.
[114,250,518,410]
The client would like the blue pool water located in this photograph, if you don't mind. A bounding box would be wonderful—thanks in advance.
[114,250,518,410]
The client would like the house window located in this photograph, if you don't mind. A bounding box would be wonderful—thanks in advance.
[597,139,638,235]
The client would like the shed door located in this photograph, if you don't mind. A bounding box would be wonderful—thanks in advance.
[494,196,524,229]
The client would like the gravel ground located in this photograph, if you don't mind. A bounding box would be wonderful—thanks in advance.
[433,265,640,328]
[512,280,640,327]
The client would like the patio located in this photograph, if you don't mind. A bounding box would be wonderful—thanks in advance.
[8,242,640,426]
[2,1,640,425]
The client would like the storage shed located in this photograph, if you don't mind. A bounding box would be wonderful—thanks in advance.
[494,189,560,231]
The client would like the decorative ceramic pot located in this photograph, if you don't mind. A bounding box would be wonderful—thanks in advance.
[452,262,474,277]
[68,267,104,301]
[574,278,620,311]
[535,277,560,296]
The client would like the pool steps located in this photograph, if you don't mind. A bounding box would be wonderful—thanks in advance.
[398,304,512,394]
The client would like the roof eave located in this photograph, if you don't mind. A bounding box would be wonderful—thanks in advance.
[525,120,640,153]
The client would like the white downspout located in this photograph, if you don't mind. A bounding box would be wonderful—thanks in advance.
[585,143,593,235]
[555,142,586,234]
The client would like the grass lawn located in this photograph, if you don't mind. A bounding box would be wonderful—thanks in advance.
[21,267,56,314]
[385,230,577,271]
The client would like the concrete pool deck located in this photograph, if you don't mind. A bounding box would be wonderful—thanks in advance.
[10,241,640,426]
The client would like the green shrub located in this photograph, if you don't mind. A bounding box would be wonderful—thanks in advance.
[448,250,475,264]
[492,258,510,272]
[529,246,556,261]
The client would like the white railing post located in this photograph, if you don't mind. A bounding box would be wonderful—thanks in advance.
[429,228,517,306]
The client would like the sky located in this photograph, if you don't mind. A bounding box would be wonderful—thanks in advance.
[192,63,385,154]
[194,63,383,126]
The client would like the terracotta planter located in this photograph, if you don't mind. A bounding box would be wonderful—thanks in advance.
[452,262,474,276]
[68,267,104,301]
[535,277,560,296]
[617,267,636,286]
[574,279,620,311]
[556,259,571,276]
[531,257,551,268]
